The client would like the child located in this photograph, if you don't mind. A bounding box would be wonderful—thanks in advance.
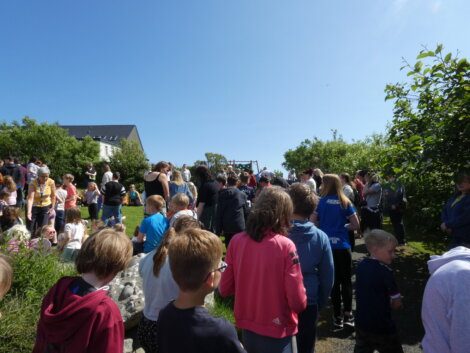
[0,205,22,232]
[138,216,201,353]
[127,184,143,206]
[168,193,197,227]
[0,190,8,216]
[2,176,17,206]
[54,178,67,233]
[155,227,246,353]
[219,187,306,353]
[84,182,100,223]
[3,224,31,253]
[63,173,77,210]
[29,225,56,253]
[33,228,132,353]
[288,183,334,353]
[354,229,403,353]
[58,207,87,262]
[135,195,169,254]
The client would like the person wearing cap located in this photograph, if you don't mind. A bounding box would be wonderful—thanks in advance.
[27,166,56,235]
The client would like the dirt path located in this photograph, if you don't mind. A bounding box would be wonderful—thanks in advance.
[315,237,428,353]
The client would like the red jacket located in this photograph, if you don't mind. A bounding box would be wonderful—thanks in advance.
[220,231,307,338]
[33,277,124,353]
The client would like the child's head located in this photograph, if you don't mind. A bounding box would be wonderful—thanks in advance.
[169,228,223,294]
[288,183,318,218]
[0,190,9,202]
[75,228,132,280]
[87,182,97,191]
[216,174,227,188]
[240,172,249,185]
[65,207,82,224]
[0,255,12,300]
[246,186,293,241]
[227,173,238,187]
[172,170,184,185]
[0,206,20,222]
[114,223,126,233]
[37,225,57,241]
[320,174,350,208]
[170,193,190,212]
[55,178,63,188]
[3,176,16,192]
[62,174,74,186]
[364,229,398,265]
[145,195,165,214]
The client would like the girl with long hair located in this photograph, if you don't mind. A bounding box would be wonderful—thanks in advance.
[312,174,359,331]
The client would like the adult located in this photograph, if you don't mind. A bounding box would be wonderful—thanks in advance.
[247,170,257,188]
[288,183,334,353]
[441,169,470,248]
[238,172,255,202]
[84,163,97,188]
[144,161,170,202]
[14,158,27,208]
[313,168,324,193]
[287,170,297,184]
[169,170,193,205]
[63,174,77,210]
[181,164,191,182]
[101,172,126,225]
[300,168,317,194]
[354,170,367,205]
[101,163,113,190]
[27,157,40,185]
[312,174,360,331]
[362,172,383,231]
[0,156,19,179]
[382,172,407,245]
[340,172,359,250]
[194,165,220,232]
[27,166,56,235]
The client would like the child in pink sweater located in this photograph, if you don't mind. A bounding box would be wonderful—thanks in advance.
[220,187,307,353]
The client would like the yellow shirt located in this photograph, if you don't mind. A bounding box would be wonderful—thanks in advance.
[31,178,55,207]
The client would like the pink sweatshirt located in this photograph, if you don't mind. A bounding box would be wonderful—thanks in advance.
[219,231,307,338]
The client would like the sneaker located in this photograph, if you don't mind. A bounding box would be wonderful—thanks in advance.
[344,313,355,328]
[332,316,344,332]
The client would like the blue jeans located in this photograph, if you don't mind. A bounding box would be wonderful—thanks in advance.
[101,204,122,225]
[242,330,297,353]
[297,305,318,353]
[54,209,65,233]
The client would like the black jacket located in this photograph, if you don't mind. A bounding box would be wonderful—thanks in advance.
[215,187,247,235]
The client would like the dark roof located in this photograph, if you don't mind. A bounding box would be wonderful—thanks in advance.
[60,125,143,149]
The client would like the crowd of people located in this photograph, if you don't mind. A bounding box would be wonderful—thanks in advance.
[0,156,469,353]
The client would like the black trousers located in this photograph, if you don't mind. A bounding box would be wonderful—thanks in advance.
[331,249,353,318]
[354,328,404,353]
[88,203,99,220]
[30,205,51,235]
[389,210,405,244]
[297,304,319,353]
[361,207,383,232]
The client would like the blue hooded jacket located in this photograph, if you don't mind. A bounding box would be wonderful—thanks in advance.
[442,193,470,247]
[288,220,334,308]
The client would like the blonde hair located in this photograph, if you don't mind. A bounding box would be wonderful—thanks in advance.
[171,170,184,186]
[87,182,97,190]
[75,228,132,279]
[364,229,398,250]
[169,228,223,291]
[171,193,190,210]
[0,255,12,299]
[3,176,16,193]
[246,186,293,241]
[187,182,197,201]
[153,216,202,277]
[320,174,350,209]
[146,195,165,212]
[63,174,75,182]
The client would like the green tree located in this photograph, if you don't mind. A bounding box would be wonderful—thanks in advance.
[108,139,149,190]
[0,117,100,179]
[384,44,470,229]
[283,133,386,175]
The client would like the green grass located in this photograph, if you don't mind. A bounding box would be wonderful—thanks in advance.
[79,205,144,237]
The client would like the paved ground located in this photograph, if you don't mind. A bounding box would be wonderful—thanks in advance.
[315,237,427,353]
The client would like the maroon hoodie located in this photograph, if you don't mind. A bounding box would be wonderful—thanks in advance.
[33,276,124,353]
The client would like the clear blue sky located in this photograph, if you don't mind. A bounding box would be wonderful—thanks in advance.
[1,0,469,174]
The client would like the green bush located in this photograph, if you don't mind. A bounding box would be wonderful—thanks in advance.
[0,249,76,353]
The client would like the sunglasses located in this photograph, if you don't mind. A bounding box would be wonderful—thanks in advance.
[204,261,227,282]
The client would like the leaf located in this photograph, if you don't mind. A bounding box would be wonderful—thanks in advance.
[414,61,423,72]
[444,53,452,62]
[417,51,434,59]
[436,44,443,54]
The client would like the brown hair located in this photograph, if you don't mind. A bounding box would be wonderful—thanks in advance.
[65,207,82,224]
[170,193,190,210]
[246,186,293,242]
[0,206,20,224]
[153,216,202,277]
[153,161,169,172]
[75,228,132,279]
[0,254,13,299]
[63,174,75,182]
[288,183,318,218]
[364,229,398,251]
[146,195,165,212]
[3,176,16,193]
[320,174,351,209]
[240,172,249,184]
[169,228,223,291]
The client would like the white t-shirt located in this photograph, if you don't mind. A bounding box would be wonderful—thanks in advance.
[170,209,198,227]
[305,178,317,194]
[182,168,191,182]
[139,252,179,321]
[343,184,354,203]
[64,222,85,249]
[101,171,113,188]
[55,188,67,211]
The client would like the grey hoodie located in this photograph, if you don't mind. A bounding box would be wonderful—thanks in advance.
[422,246,470,353]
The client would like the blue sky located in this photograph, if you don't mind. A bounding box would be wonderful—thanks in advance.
[1,0,469,174]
